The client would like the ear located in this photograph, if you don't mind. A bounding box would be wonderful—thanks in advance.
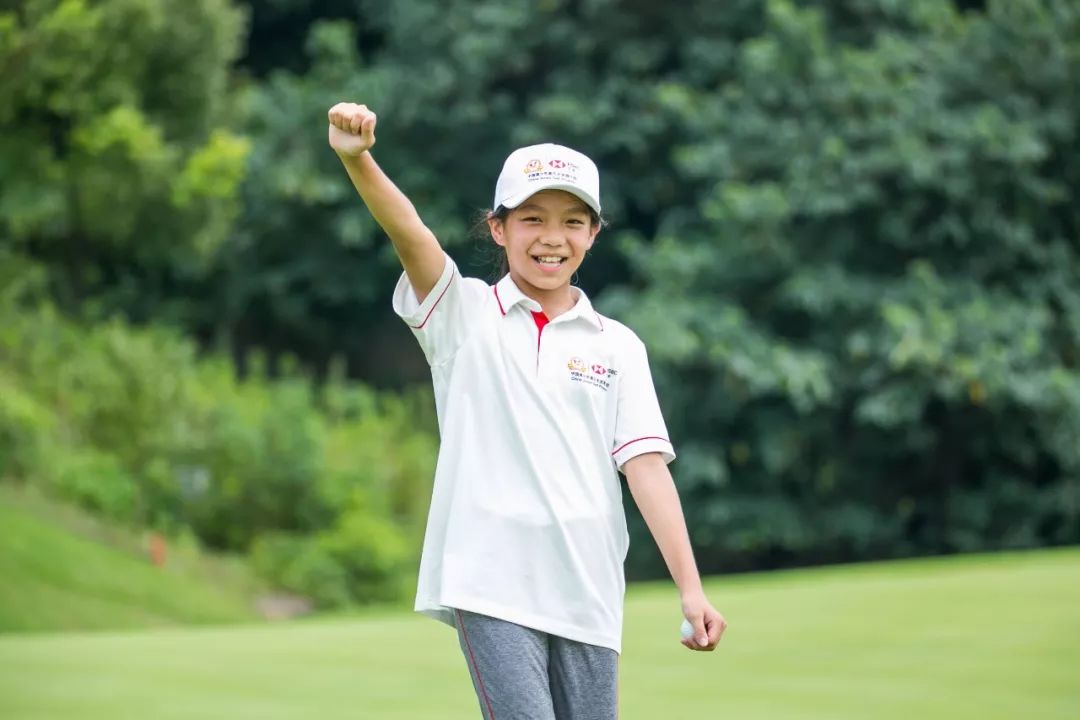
[488,216,507,248]
[585,222,600,251]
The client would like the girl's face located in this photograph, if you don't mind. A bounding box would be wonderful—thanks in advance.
[488,190,600,296]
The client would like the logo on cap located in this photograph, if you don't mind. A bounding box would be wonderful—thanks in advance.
[549,159,566,169]
[524,159,543,174]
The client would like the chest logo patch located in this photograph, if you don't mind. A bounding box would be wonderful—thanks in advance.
[567,357,617,391]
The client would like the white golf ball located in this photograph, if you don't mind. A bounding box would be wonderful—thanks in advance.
[680,619,694,640]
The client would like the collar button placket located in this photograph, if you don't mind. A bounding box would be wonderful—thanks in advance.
[531,310,550,377]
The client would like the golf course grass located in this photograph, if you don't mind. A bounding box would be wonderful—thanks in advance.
[1,547,1077,719]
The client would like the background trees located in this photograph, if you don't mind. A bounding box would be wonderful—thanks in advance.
[2,0,1077,602]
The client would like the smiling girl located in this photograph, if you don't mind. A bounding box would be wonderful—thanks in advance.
[328,102,726,719]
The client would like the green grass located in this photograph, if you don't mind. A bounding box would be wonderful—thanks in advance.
[0,485,258,631]
[1,547,1077,719]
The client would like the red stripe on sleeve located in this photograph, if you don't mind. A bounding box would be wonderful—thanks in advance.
[409,267,456,330]
[611,436,671,456]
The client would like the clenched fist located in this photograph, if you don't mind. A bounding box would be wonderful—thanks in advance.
[328,102,377,157]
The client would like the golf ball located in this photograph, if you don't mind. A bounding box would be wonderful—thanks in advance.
[680,619,694,640]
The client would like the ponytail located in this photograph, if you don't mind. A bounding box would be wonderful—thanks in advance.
[473,206,512,282]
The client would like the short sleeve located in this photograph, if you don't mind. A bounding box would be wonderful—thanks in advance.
[611,338,676,473]
[392,252,484,366]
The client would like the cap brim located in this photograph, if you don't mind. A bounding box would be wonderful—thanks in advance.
[500,183,601,215]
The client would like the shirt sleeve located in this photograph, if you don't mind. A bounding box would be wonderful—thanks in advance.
[391,252,482,367]
[611,337,676,473]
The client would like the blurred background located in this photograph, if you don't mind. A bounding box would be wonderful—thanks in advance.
[1,0,1078,718]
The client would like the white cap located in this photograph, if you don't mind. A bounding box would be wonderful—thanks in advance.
[493,143,601,214]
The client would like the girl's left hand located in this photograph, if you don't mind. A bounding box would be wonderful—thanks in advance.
[681,592,727,651]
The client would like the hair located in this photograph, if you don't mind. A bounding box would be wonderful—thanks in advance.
[473,203,607,283]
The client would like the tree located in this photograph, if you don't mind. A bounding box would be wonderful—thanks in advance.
[225,0,1080,573]
[605,0,1080,573]
[219,0,768,380]
[0,0,250,326]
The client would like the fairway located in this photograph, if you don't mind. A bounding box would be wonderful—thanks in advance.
[1,548,1077,719]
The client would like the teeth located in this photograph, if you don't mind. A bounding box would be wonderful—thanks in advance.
[535,256,564,264]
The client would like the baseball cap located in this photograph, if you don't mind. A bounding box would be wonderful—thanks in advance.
[493,143,601,214]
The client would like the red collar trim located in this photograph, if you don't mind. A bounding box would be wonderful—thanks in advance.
[493,278,603,331]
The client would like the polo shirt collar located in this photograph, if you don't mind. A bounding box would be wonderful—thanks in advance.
[494,273,604,331]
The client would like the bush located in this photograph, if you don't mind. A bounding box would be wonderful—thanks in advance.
[183,370,330,551]
[251,533,353,609]
[39,447,139,522]
[0,257,437,607]
[250,490,412,608]
[320,499,412,604]
[0,373,52,481]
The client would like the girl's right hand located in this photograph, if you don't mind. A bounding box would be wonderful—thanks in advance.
[328,102,377,157]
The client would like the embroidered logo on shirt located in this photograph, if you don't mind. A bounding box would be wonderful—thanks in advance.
[568,357,615,391]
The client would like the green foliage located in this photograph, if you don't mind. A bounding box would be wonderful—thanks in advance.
[3,0,1079,586]
[0,257,435,606]
[251,533,352,608]
[0,0,249,319]
[610,0,1080,573]
[0,372,52,480]
[219,0,769,374]
[39,447,138,522]
[251,500,410,608]
[183,373,330,549]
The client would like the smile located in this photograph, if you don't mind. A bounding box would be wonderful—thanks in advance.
[532,255,567,272]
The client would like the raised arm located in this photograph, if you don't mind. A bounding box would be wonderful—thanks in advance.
[328,102,444,302]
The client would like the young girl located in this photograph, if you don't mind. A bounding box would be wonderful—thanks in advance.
[328,102,726,719]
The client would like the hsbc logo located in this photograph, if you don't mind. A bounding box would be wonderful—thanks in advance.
[568,357,616,391]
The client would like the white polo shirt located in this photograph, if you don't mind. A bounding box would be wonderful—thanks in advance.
[392,252,675,653]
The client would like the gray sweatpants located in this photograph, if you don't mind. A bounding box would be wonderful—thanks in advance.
[453,609,619,720]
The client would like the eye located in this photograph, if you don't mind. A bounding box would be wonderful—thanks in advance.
[566,218,586,226]
[522,216,542,223]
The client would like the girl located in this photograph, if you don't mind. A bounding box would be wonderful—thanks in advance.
[328,102,726,719]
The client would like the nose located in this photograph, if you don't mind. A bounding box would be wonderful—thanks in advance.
[538,231,564,248]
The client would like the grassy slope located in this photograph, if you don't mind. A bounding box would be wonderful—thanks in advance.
[0,486,258,632]
[0,548,1076,719]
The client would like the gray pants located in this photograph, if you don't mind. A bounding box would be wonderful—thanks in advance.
[453,609,619,720]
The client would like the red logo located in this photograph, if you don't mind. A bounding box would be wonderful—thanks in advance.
[591,364,607,375]
[549,159,567,169]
